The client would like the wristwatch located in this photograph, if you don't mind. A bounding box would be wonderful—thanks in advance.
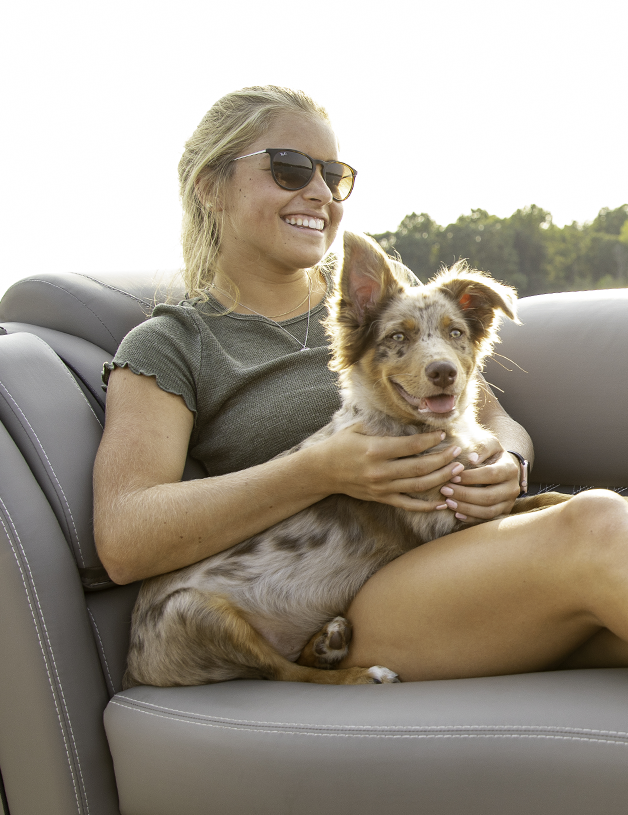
[507,450,529,498]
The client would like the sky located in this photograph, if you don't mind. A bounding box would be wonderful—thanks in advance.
[1,0,626,298]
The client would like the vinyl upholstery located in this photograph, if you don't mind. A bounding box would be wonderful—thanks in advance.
[1,272,628,815]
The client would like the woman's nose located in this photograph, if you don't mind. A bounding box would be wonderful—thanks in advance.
[303,165,333,203]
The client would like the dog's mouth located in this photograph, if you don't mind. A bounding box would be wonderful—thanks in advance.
[392,381,457,415]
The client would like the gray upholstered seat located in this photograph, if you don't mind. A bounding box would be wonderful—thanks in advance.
[1,273,628,815]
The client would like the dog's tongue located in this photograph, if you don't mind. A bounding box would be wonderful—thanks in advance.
[425,395,456,413]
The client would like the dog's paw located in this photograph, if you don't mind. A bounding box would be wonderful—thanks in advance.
[313,616,353,664]
[297,616,353,669]
[367,665,401,684]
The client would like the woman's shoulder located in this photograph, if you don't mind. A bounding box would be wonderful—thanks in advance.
[103,299,206,398]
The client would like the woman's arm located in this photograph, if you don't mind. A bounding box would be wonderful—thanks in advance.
[94,368,465,584]
[439,376,534,521]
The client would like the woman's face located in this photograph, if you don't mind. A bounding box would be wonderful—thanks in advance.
[218,112,346,278]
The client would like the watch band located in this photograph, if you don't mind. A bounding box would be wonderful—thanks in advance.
[507,450,529,498]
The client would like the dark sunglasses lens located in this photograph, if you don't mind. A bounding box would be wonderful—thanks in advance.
[271,151,314,190]
[324,162,355,201]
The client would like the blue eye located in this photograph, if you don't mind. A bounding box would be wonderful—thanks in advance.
[391,332,406,342]
[450,329,462,339]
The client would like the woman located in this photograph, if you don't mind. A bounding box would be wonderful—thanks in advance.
[94,85,628,682]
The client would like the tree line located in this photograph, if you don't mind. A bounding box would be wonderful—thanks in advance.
[371,204,628,296]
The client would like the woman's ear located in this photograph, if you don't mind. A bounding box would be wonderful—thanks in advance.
[194,174,223,211]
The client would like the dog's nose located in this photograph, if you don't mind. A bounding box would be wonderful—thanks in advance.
[425,361,457,388]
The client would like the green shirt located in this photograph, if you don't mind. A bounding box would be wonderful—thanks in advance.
[103,289,341,476]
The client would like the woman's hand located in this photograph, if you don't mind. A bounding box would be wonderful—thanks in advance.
[438,435,521,522]
[318,424,464,512]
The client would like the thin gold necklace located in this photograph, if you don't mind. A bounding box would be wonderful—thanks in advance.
[210,275,313,351]
[211,274,311,319]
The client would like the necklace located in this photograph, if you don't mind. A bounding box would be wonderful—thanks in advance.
[267,289,311,319]
[210,275,312,351]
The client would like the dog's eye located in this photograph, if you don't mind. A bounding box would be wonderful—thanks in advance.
[450,329,463,339]
[390,332,406,342]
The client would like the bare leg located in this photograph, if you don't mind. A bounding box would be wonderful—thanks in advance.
[559,628,628,669]
[341,490,628,681]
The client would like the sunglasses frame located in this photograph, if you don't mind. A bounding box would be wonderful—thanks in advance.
[231,148,357,201]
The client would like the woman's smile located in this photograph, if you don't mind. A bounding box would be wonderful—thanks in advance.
[282,215,326,231]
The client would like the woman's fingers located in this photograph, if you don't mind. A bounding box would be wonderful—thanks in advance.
[440,452,521,520]
[459,452,519,487]
[379,458,464,495]
[468,434,504,465]
[329,425,465,507]
[360,428,447,461]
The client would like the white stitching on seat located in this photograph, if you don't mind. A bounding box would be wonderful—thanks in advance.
[0,379,85,566]
[107,702,628,746]
[76,274,155,309]
[112,695,628,738]
[87,607,116,695]
[26,334,103,427]
[12,279,119,345]
[0,497,89,814]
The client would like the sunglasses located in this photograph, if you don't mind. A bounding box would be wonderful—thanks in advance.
[231,148,357,201]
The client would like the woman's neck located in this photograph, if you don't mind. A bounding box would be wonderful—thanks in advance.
[210,266,327,319]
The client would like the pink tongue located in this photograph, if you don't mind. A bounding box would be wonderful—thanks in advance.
[425,395,456,413]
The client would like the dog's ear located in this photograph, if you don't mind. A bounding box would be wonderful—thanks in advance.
[326,232,404,371]
[436,262,519,346]
[339,232,403,325]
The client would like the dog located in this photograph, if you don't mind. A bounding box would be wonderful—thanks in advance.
[124,231,562,689]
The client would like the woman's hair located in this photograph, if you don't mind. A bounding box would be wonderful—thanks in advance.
[178,85,333,300]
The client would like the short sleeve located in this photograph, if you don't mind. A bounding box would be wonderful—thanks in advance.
[102,303,203,416]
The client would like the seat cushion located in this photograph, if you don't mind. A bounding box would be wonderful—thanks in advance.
[106,669,628,815]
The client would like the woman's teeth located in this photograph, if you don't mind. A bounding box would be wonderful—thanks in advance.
[284,217,324,231]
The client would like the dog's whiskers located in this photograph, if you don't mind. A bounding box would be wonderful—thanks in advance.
[489,352,528,374]
[480,379,505,395]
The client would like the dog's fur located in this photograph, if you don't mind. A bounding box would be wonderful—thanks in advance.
[124,231,563,689]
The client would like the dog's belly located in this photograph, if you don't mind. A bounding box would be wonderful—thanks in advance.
[163,500,407,659]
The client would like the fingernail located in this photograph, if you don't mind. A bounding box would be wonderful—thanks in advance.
[452,447,462,457]
[436,503,448,510]
[446,499,458,509]
[455,512,467,520]
[451,463,464,475]
[468,452,479,463]
[441,487,454,496]
[451,476,462,483]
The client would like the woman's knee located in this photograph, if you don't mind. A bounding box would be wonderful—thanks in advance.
[561,489,628,549]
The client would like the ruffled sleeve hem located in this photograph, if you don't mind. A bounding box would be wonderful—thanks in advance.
[101,360,198,419]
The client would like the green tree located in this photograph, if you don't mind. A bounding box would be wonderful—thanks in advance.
[372,204,628,296]
[591,205,628,236]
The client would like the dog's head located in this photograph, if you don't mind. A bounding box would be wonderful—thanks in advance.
[327,231,518,427]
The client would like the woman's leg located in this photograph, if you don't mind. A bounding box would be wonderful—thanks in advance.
[341,490,628,681]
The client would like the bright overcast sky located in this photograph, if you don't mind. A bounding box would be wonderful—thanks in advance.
[1,0,626,297]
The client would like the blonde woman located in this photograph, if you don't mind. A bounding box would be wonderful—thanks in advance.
[94,86,628,681]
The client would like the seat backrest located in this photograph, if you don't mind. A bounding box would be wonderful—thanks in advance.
[0,272,184,421]
[484,289,628,490]
[0,272,205,700]
[0,270,206,814]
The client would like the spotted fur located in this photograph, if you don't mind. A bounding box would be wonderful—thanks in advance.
[124,232,523,689]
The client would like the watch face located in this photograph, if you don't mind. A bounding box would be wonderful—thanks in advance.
[521,460,529,493]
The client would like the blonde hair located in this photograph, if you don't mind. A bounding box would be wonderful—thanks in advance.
[178,86,333,300]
